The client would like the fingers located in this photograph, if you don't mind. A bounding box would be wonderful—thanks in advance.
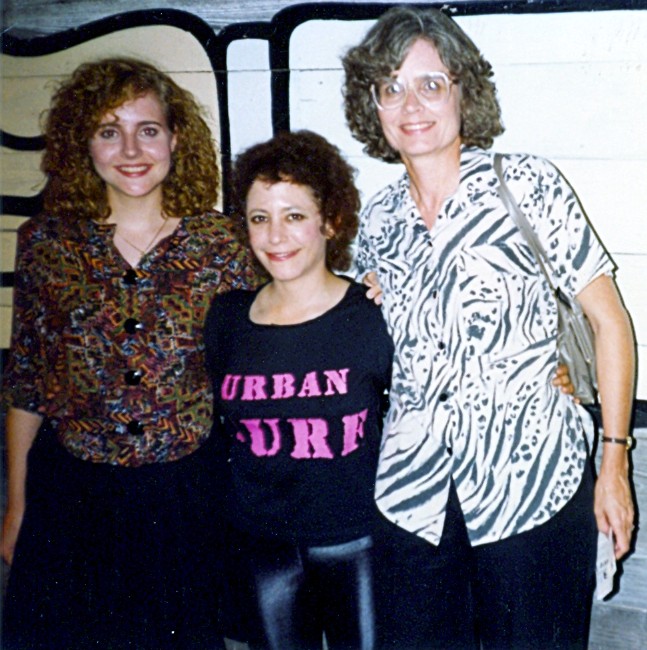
[363,271,378,288]
[366,288,383,305]
[609,514,634,559]
[552,363,576,396]
[614,506,636,559]
[595,478,635,560]
[594,512,632,560]
[363,272,383,305]
[614,529,631,559]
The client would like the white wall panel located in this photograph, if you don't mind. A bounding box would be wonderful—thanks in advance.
[227,39,273,156]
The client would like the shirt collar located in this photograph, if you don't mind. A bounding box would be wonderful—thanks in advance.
[394,145,486,227]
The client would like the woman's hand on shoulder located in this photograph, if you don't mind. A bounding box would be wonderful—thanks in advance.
[363,272,383,305]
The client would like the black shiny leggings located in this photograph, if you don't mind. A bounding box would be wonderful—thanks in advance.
[239,534,376,650]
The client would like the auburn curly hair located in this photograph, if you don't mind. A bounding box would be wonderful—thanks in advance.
[342,6,504,163]
[41,57,220,220]
[230,130,360,272]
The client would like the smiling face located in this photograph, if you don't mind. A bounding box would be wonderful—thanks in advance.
[89,92,177,208]
[246,179,331,285]
[376,38,462,164]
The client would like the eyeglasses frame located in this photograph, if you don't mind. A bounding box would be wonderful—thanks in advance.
[370,71,458,111]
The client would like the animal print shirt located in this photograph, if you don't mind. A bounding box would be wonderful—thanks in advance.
[354,146,613,546]
[2,211,256,467]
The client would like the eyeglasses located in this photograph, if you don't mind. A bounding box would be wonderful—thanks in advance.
[371,71,456,111]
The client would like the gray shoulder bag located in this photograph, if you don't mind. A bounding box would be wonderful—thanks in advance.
[493,153,598,404]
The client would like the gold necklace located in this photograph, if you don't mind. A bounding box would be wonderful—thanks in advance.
[115,215,169,255]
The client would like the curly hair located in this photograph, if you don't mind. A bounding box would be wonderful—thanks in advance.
[342,6,504,163]
[41,57,220,220]
[230,130,360,272]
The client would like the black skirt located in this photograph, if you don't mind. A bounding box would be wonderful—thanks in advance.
[3,424,225,650]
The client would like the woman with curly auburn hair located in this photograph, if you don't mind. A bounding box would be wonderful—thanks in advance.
[342,6,635,649]
[205,130,393,649]
[1,57,257,649]
[230,129,360,272]
[41,56,220,221]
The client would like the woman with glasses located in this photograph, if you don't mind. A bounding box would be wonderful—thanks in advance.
[342,6,635,649]
[1,58,256,649]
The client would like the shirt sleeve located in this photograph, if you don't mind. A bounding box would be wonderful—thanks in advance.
[505,154,614,300]
[210,213,265,292]
[2,220,47,413]
[350,205,378,281]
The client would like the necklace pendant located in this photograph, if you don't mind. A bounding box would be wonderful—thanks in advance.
[115,215,169,257]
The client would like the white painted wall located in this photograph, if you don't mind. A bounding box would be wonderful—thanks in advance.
[2,8,646,399]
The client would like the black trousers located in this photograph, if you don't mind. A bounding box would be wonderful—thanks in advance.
[374,464,598,650]
[223,530,378,650]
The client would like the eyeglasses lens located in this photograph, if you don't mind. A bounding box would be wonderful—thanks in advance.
[374,73,451,110]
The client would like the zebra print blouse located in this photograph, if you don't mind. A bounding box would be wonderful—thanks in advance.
[354,146,613,546]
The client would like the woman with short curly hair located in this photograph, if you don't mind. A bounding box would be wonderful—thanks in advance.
[342,6,635,649]
[205,130,393,650]
[342,6,503,163]
[230,128,360,272]
[2,57,255,649]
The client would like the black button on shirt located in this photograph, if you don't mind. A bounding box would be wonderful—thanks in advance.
[123,269,138,285]
[125,370,143,386]
[124,318,143,334]
[127,420,144,436]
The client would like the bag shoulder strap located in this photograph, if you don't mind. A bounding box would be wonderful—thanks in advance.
[493,153,557,294]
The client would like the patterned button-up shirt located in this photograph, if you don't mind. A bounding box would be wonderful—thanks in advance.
[3,211,257,467]
[354,146,612,546]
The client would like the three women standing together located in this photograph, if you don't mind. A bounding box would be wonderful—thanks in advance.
[2,5,636,650]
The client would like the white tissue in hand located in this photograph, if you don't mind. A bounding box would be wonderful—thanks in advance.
[595,530,616,600]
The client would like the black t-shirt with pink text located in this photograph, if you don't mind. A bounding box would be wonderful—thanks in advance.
[205,281,393,545]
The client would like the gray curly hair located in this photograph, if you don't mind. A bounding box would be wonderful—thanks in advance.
[342,6,504,163]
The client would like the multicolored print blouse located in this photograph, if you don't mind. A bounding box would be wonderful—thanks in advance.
[2,211,257,467]
[354,147,613,546]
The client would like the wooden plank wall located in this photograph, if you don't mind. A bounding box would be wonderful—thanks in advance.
[2,1,646,647]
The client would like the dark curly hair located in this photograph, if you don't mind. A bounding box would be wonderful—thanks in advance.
[230,130,360,272]
[342,6,504,163]
[41,57,220,220]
